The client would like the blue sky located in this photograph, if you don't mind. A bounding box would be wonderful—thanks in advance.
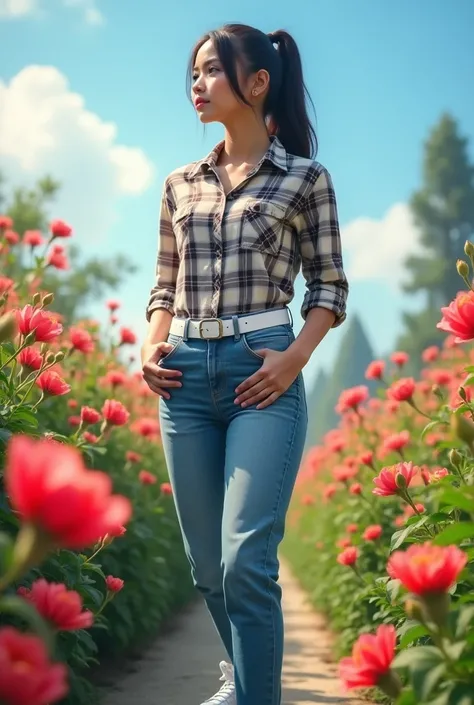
[1,0,473,388]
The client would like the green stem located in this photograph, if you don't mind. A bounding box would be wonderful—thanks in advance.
[0,339,29,372]
[407,398,433,420]
[403,491,434,537]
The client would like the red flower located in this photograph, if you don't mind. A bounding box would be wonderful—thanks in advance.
[18,347,43,371]
[339,624,397,690]
[68,416,81,427]
[346,523,358,534]
[20,579,93,631]
[381,430,410,455]
[36,370,71,396]
[390,351,409,366]
[68,399,78,409]
[302,495,314,505]
[388,377,416,402]
[337,547,358,566]
[47,246,69,270]
[363,525,383,541]
[69,327,94,353]
[139,470,157,485]
[120,327,137,345]
[107,299,120,311]
[132,417,160,437]
[4,230,20,245]
[105,576,124,593]
[0,627,68,705]
[50,220,72,238]
[387,543,468,595]
[337,385,369,413]
[437,291,474,343]
[0,276,14,294]
[160,482,172,496]
[126,451,142,463]
[333,465,358,482]
[323,484,338,501]
[102,399,130,426]
[82,431,99,444]
[373,461,418,497]
[365,360,385,380]
[81,406,101,425]
[349,482,362,495]
[103,370,127,387]
[23,230,45,247]
[0,215,13,230]
[16,305,63,343]
[422,345,439,362]
[359,450,374,467]
[5,435,132,549]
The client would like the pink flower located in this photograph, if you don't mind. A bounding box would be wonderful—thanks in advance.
[23,230,45,247]
[437,291,474,343]
[102,399,130,426]
[139,470,157,485]
[69,327,94,353]
[5,435,132,549]
[80,406,101,425]
[387,543,468,595]
[337,547,358,566]
[119,327,137,345]
[336,386,369,413]
[373,461,418,496]
[0,627,68,705]
[365,360,385,380]
[16,305,63,343]
[36,370,71,396]
[105,576,124,593]
[363,525,383,541]
[0,215,13,230]
[20,579,93,631]
[388,377,416,402]
[339,625,397,690]
[18,347,43,371]
[349,482,362,495]
[50,220,72,238]
[390,351,409,366]
[160,482,172,496]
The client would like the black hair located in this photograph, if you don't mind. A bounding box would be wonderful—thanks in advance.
[187,23,317,159]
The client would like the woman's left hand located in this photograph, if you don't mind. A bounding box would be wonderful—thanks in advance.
[234,348,304,410]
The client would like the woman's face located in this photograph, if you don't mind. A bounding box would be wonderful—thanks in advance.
[192,39,251,124]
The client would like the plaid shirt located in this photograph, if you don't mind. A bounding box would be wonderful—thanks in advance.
[146,136,348,326]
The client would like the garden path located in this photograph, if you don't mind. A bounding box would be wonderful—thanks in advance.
[100,560,366,705]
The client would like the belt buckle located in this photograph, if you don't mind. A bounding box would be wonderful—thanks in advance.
[199,318,223,340]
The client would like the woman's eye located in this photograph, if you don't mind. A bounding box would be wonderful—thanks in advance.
[208,66,219,74]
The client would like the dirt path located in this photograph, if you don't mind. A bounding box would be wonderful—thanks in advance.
[100,560,365,704]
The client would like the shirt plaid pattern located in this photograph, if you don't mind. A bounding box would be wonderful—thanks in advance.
[146,136,348,326]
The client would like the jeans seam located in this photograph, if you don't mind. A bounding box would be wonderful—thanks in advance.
[262,374,302,705]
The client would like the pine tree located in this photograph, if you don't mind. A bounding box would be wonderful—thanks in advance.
[397,114,474,368]
[306,314,379,445]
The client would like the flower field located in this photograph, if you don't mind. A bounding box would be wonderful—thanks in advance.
[0,216,192,705]
[283,252,474,703]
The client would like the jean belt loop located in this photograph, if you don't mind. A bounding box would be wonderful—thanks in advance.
[287,306,294,328]
[182,319,190,341]
[232,315,241,341]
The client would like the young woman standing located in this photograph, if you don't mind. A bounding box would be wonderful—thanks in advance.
[141,23,348,705]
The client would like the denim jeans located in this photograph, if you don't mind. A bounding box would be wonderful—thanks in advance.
[158,312,308,705]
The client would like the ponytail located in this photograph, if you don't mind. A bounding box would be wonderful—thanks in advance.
[267,30,317,159]
[188,24,317,159]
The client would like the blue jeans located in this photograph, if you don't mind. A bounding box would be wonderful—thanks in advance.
[158,313,308,705]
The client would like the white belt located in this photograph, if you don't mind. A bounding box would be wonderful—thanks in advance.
[169,308,291,340]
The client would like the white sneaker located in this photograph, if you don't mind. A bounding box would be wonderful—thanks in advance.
[200,661,236,705]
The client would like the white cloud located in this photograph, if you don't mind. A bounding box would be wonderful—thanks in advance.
[342,202,423,289]
[0,65,154,241]
[0,0,103,24]
[0,0,35,17]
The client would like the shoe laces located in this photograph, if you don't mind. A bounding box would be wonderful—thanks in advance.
[202,661,235,704]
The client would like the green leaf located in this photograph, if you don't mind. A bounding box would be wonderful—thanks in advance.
[0,532,14,574]
[442,640,467,661]
[438,488,474,513]
[396,690,417,705]
[0,596,55,655]
[399,623,430,648]
[454,606,474,637]
[412,662,446,702]
[393,644,444,670]
[433,522,474,545]
[421,420,443,441]
[391,517,429,551]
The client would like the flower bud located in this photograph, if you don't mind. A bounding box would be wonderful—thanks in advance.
[456,259,470,279]
[46,352,56,364]
[451,412,474,447]
[405,597,425,622]
[31,292,41,306]
[421,591,451,629]
[23,330,37,346]
[395,472,408,490]
[0,312,17,343]
[464,240,474,259]
[41,292,54,307]
[377,671,403,700]
[55,350,65,362]
[448,448,463,470]
[458,386,468,402]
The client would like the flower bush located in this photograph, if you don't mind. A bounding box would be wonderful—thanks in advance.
[0,216,192,705]
[283,245,474,704]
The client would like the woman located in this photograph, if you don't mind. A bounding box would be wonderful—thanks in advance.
[141,23,348,705]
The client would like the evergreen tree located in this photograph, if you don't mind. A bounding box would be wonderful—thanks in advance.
[306,314,379,445]
[397,114,474,369]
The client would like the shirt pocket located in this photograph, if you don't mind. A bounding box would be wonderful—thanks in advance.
[240,199,288,255]
[171,203,194,256]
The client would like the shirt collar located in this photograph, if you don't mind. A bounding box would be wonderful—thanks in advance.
[188,135,288,179]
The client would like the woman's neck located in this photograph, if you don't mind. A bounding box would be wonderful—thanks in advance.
[219,115,271,168]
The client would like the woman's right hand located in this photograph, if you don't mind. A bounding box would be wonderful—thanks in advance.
[141,341,183,399]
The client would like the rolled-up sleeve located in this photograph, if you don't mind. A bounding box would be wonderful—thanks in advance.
[297,167,348,327]
[145,179,179,322]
